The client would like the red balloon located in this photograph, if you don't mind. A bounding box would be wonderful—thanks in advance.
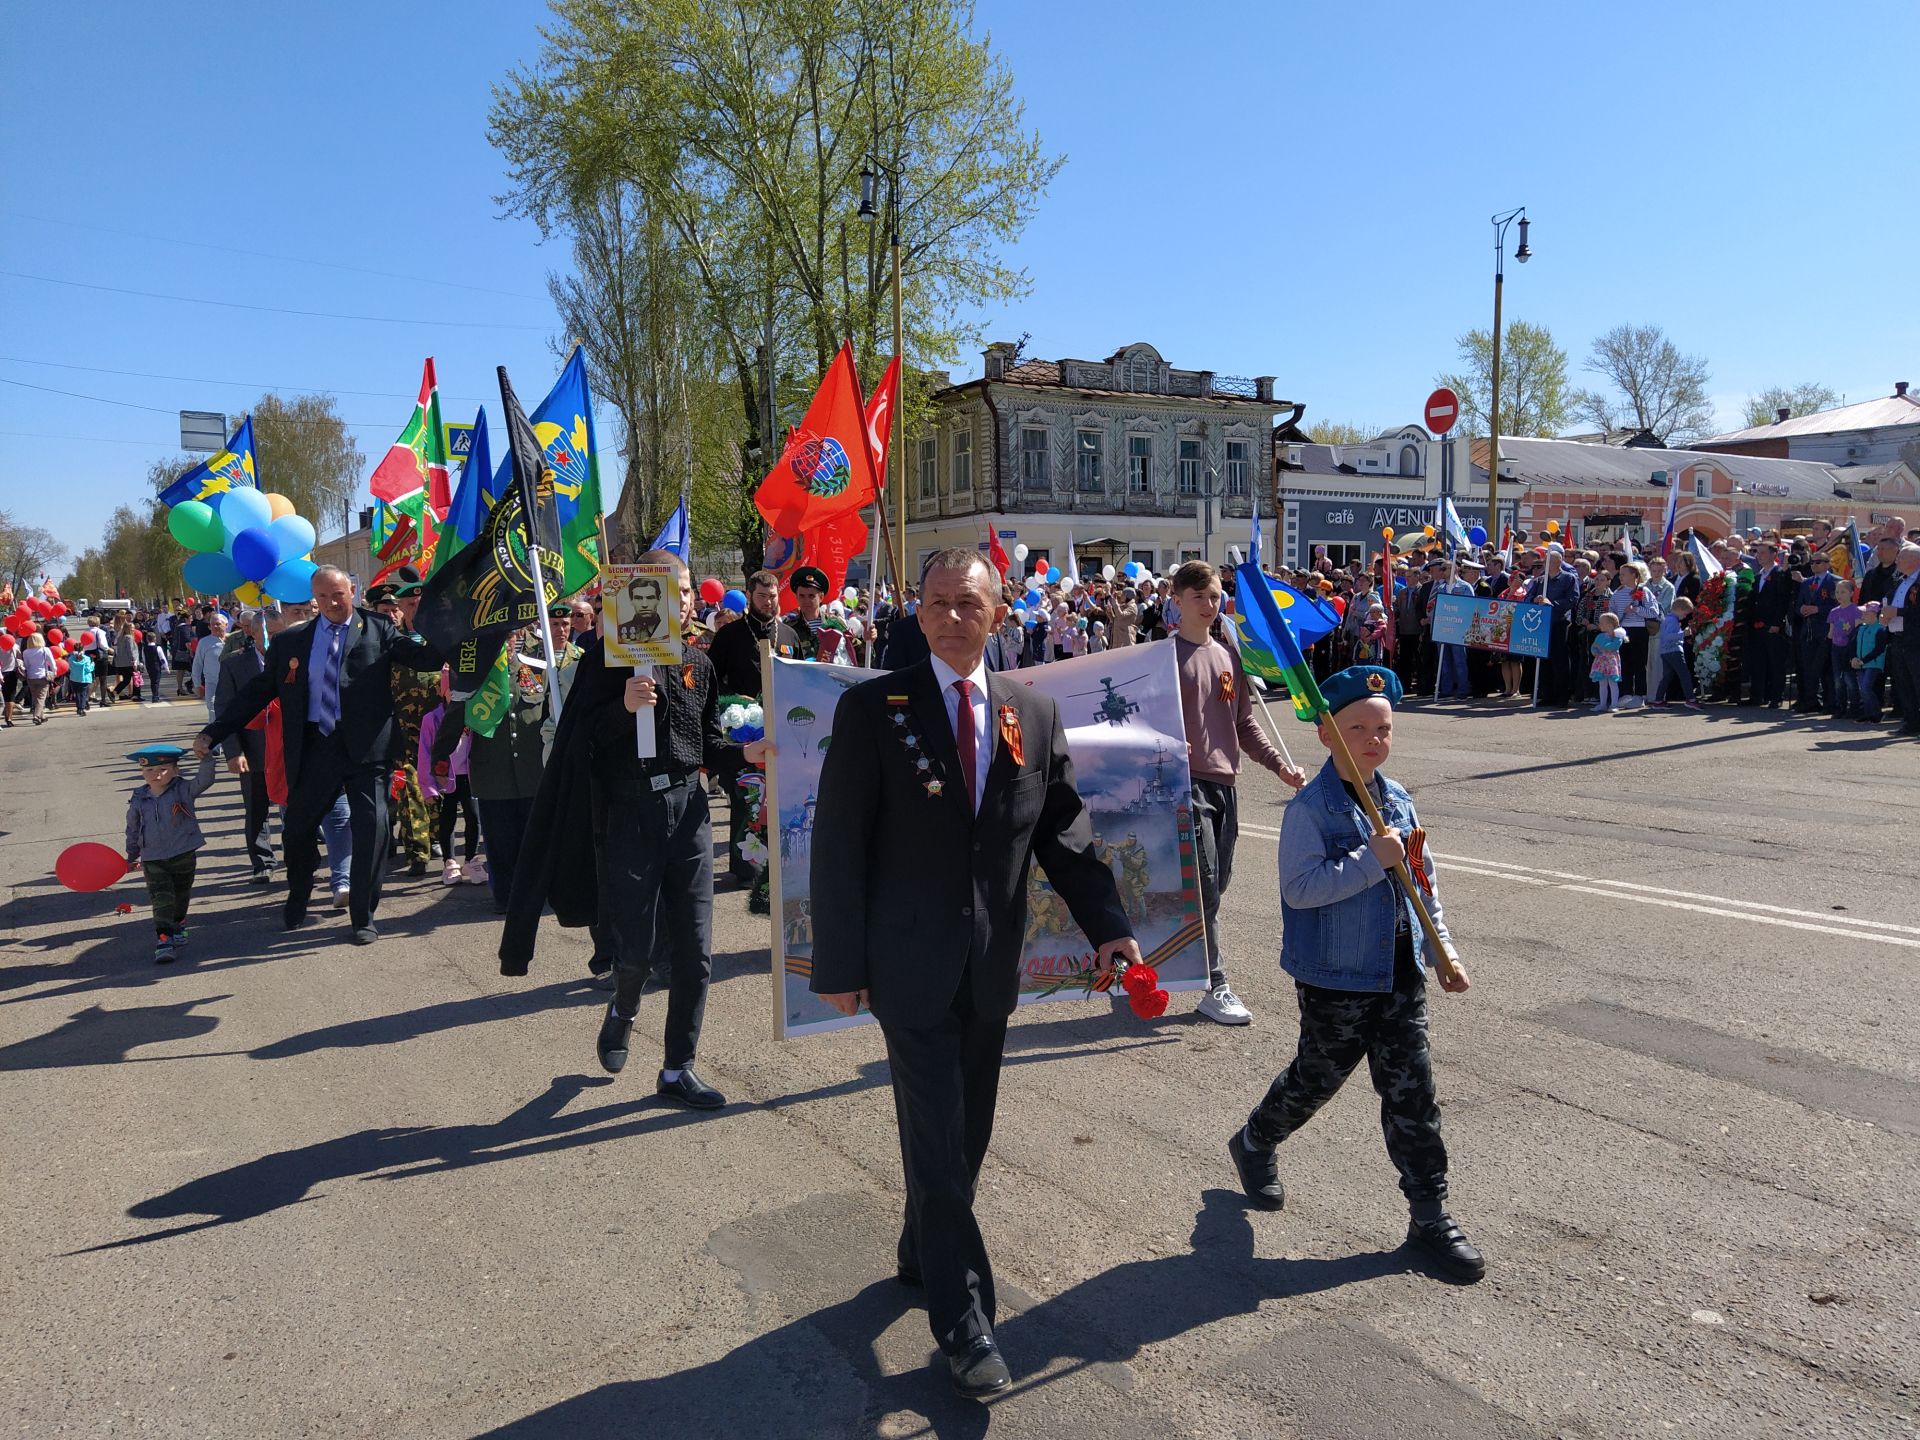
[53,658,68,677]
[56,842,130,893]
[698,577,726,605]
[132,628,143,645]
[46,626,64,645]
[49,603,67,617]
[0,634,14,651]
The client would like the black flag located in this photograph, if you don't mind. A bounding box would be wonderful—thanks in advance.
[415,367,565,696]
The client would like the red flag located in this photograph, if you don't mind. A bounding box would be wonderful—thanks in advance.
[754,342,880,534]
[986,524,1010,580]
[767,510,869,612]
[864,356,901,484]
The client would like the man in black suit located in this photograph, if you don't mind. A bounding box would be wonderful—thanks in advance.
[1525,547,1579,707]
[214,606,278,882]
[808,547,1141,1398]
[195,566,440,944]
[1742,542,1793,707]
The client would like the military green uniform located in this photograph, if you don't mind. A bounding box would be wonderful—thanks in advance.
[391,657,440,864]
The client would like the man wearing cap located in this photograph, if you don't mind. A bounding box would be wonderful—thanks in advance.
[783,566,833,661]
[1525,545,1579,707]
[1226,664,1483,1282]
[196,565,442,944]
[387,578,441,876]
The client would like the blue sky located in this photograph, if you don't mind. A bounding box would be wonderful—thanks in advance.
[3,0,1910,571]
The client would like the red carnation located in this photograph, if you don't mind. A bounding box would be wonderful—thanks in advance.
[1129,987,1169,1020]
[1121,963,1159,997]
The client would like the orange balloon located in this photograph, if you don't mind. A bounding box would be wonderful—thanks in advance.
[265,492,296,520]
[1381,526,1396,540]
[1422,525,1436,537]
[1545,520,1560,534]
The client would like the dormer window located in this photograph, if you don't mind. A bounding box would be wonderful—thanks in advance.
[1128,351,1156,392]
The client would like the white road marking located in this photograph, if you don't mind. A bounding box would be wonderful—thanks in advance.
[1233,823,1920,949]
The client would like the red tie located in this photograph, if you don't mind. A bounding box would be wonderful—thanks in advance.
[952,678,975,808]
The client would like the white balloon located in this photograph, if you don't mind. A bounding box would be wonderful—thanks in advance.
[842,586,859,604]
[1101,565,1116,581]
[1013,543,1029,562]
[1061,575,1077,593]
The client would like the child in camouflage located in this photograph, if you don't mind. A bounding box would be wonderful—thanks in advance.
[124,744,219,964]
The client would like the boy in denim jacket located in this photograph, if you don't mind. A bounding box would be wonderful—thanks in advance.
[1227,665,1484,1281]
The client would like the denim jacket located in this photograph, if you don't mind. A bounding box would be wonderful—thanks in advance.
[1277,759,1453,992]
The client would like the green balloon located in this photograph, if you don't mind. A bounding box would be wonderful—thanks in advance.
[167,500,225,553]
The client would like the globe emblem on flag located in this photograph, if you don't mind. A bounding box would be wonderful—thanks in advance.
[790,435,851,499]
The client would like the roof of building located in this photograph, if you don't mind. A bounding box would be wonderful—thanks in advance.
[1470,436,1846,501]
[1699,388,1919,444]
[934,353,1290,410]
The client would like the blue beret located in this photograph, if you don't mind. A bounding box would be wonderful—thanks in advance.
[1320,665,1401,716]
[127,744,190,764]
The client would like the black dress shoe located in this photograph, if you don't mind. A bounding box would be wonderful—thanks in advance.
[1228,1127,1285,1210]
[597,1007,632,1074]
[283,898,311,930]
[946,1336,1011,1398]
[351,925,380,946]
[656,1068,725,1109]
[1407,1216,1486,1281]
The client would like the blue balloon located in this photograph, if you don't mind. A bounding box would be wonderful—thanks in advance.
[1011,603,1027,617]
[263,559,318,603]
[231,526,279,582]
[183,551,242,595]
[267,514,317,563]
[721,588,748,614]
[1046,566,1060,583]
[215,487,273,534]
[1468,525,1489,546]
[1021,617,1037,629]
[1123,561,1141,579]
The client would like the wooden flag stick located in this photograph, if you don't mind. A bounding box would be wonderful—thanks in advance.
[1316,713,1465,991]
[1246,680,1299,772]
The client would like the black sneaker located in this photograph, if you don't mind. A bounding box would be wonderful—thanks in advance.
[597,1006,633,1074]
[1407,1215,1486,1282]
[1228,1127,1285,1210]
[656,1068,725,1109]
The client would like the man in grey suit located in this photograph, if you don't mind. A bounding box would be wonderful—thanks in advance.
[809,548,1141,1398]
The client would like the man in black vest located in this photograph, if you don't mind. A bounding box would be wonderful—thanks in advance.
[808,547,1140,1398]
[195,566,440,944]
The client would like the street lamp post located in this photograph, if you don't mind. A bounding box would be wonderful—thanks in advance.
[1486,207,1530,546]
[859,161,906,595]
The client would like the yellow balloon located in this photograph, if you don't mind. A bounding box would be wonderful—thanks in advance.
[1381,526,1396,540]
[265,492,296,520]
[233,581,263,606]
[1422,525,1436,537]
[1545,520,1560,534]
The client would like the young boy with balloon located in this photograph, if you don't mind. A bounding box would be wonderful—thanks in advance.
[123,743,220,964]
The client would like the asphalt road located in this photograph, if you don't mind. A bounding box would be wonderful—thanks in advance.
[3,691,1916,1439]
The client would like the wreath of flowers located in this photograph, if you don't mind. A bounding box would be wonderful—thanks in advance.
[1690,566,1752,692]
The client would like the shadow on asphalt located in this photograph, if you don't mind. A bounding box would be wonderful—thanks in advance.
[0,996,228,1071]
[473,1191,1409,1440]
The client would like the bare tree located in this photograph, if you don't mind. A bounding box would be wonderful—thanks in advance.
[0,510,63,595]
[1307,421,1387,448]
[1742,383,1841,430]
[1572,324,1715,446]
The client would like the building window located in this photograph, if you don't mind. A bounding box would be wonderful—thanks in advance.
[1399,445,1419,476]
[1076,429,1104,492]
[1178,438,1202,495]
[950,427,972,494]
[1127,435,1152,494]
[918,437,938,499]
[1128,352,1156,391]
[1694,470,1711,499]
[1318,542,1364,568]
[1225,439,1250,496]
[1020,427,1049,491]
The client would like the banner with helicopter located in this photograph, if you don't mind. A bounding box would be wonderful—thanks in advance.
[763,642,1207,1039]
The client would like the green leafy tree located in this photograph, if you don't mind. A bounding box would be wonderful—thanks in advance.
[490,0,1062,571]
[248,393,366,539]
[1307,421,1386,447]
[1743,383,1841,430]
[1437,320,1571,439]
[1571,323,1714,446]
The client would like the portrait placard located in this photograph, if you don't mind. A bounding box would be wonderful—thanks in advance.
[602,563,684,668]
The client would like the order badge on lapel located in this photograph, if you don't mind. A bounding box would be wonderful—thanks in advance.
[997,704,1024,767]
[886,693,946,799]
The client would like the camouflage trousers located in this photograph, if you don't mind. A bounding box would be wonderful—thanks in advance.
[395,762,434,863]
[1246,947,1449,1212]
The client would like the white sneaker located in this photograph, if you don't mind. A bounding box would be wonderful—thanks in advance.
[442,860,463,886]
[1197,984,1252,1025]
[1619,695,1644,710]
[332,888,351,911]
[462,858,490,886]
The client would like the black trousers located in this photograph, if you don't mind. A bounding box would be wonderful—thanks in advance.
[476,795,535,908]
[1246,940,1448,1216]
[1741,627,1788,704]
[435,774,479,860]
[284,726,390,930]
[1796,633,1831,709]
[882,971,1009,1351]
[603,778,714,1070]
[1190,777,1238,989]
[1890,639,1920,731]
[237,730,274,873]
[1620,627,1650,697]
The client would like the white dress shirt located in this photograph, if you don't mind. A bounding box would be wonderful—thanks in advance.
[929,651,991,813]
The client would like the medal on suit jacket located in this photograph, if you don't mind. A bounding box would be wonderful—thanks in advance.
[997,703,1023,766]
[885,693,946,797]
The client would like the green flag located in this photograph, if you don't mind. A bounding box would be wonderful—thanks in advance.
[528,350,604,595]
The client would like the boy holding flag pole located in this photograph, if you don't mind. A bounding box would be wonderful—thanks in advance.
[1225,560,1484,1282]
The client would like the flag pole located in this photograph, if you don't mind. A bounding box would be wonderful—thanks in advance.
[1245,679,1299,771]
[1316,713,1464,991]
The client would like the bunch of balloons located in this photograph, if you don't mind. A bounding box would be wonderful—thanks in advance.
[698,577,752,616]
[166,489,318,605]
[4,595,75,676]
